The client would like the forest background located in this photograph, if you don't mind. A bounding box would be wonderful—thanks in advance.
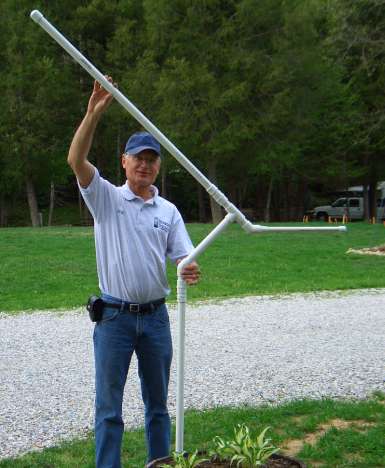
[1,0,385,227]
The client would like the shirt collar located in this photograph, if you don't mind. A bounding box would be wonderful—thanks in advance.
[123,183,159,205]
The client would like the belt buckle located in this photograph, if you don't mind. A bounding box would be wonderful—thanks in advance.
[129,303,140,313]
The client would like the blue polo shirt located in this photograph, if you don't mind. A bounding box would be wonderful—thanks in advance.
[79,169,193,303]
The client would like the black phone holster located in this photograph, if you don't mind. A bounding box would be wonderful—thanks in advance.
[86,296,105,322]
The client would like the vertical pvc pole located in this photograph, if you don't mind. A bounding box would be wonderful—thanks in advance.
[175,214,236,453]
[176,276,187,453]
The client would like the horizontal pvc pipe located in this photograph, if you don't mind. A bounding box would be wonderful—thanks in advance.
[242,222,347,233]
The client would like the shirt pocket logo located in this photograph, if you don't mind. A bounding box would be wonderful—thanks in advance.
[154,217,170,232]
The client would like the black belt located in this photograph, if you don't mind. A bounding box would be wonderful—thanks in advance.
[104,297,165,314]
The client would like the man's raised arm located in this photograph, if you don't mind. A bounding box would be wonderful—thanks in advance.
[67,77,115,188]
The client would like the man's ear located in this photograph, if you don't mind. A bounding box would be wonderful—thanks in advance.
[121,154,126,168]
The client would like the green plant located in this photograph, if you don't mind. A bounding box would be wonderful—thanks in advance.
[211,424,279,467]
[160,450,208,468]
[2,397,385,467]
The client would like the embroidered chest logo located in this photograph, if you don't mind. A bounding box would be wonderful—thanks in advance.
[154,217,170,232]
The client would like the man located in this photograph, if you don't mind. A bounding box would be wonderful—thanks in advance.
[67,77,200,468]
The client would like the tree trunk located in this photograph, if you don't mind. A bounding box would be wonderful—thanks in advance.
[368,166,378,219]
[283,177,290,221]
[197,182,206,222]
[26,178,41,227]
[207,159,223,224]
[363,184,370,221]
[78,186,93,225]
[78,186,83,221]
[238,180,248,210]
[264,176,273,223]
[369,183,377,219]
[116,125,122,186]
[0,195,8,227]
[161,160,167,198]
[362,153,370,221]
[48,181,55,226]
[228,178,238,208]
[82,198,92,225]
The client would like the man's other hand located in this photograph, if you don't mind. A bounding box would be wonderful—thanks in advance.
[176,259,201,286]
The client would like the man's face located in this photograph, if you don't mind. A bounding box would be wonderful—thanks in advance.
[122,150,161,188]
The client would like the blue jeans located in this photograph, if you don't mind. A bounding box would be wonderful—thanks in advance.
[93,293,172,468]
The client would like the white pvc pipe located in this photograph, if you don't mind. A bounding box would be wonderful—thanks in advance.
[30,10,348,456]
[175,276,186,454]
[29,10,345,235]
[30,11,213,191]
[177,214,237,276]
[28,10,246,227]
[175,213,236,453]
[243,222,347,233]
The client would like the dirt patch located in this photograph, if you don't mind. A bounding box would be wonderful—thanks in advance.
[283,418,375,456]
[347,245,385,256]
[290,416,308,424]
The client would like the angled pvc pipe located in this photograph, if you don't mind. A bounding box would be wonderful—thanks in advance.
[30,11,212,193]
[30,10,345,235]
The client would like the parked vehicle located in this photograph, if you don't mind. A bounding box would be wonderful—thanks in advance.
[310,197,385,221]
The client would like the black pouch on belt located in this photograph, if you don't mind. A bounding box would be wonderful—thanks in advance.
[86,296,105,322]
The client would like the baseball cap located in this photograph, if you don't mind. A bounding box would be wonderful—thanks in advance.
[124,132,161,157]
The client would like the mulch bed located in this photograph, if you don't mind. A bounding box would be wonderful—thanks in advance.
[148,453,306,468]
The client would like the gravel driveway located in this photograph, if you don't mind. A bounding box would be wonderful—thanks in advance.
[1,289,384,460]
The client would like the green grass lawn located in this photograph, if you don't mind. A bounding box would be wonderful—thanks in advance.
[1,224,384,467]
[0,222,384,312]
[1,394,384,467]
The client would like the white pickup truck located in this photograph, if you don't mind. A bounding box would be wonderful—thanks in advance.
[311,197,385,221]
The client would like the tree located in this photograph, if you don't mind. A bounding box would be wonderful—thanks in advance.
[1,0,82,226]
[0,0,370,225]
[330,0,385,218]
